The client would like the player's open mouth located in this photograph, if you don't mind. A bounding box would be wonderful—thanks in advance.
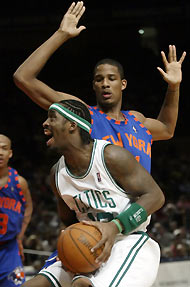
[44,129,55,146]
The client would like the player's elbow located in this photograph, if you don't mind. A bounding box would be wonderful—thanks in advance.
[13,70,25,87]
[13,71,33,93]
[158,191,165,209]
[149,187,165,214]
[165,130,174,140]
[154,189,165,212]
[155,131,174,141]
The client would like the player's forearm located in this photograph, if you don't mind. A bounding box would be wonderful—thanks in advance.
[17,214,32,240]
[17,203,33,240]
[14,30,70,80]
[157,84,180,138]
[135,190,165,217]
[115,191,165,235]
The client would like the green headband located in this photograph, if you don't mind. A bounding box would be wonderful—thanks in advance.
[49,103,91,133]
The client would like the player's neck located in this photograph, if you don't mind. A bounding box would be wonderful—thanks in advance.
[106,110,126,121]
[100,107,125,121]
[0,166,9,187]
[97,103,125,121]
[0,166,9,177]
[64,142,94,177]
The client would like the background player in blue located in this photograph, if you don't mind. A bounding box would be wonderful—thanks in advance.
[0,134,33,287]
[13,2,185,286]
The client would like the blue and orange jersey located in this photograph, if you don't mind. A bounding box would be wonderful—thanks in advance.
[0,167,26,241]
[88,106,152,173]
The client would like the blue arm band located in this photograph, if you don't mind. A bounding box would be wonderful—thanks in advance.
[115,203,148,235]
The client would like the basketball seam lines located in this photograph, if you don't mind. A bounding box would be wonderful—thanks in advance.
[69,228,98,269]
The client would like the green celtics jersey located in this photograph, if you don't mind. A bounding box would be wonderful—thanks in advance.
[55,139,150,232]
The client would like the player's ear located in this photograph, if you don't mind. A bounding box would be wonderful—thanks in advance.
[9,149,13,159]
[121,79,127,91]
[69,121,78,133]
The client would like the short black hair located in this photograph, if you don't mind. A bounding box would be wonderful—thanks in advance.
[58,99,93,144]
[93,58,125,79]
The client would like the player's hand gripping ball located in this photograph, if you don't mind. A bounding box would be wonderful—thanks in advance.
[57,222,103,273]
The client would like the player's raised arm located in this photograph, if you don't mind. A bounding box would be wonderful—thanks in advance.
[132,45,186,141]
[13,1,87,110]
[155,45,186,138]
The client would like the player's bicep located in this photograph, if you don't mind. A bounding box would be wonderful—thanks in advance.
[18,176,33,209]
[143,117,171,141]
[104,145,155,197]
[130,110,171,141]
[18,176,33,225]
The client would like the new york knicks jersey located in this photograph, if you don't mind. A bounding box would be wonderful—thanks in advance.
[55,139,150,233]
[0,167,26,241]
[88,106,152,173]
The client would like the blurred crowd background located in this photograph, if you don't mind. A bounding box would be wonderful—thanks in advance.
[0,0,190,271]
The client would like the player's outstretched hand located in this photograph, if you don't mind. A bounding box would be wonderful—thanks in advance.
[157,45,186,87]
[59,1,86,38]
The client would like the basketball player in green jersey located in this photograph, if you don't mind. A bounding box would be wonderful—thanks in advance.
[15,2,185,286]
[22,99,165,287]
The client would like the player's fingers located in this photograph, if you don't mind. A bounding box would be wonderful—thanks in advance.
[178,51,186,64]
[76,2,85,18]
[76,6,86,20]
[72,1,84,16]
[91,238,105,253]
[77,25,86,33]
[81,220,96,227]
[19,247,25,261]
[161,51,168,66]
[95,242,111,263]
[171,45,177,61]
[157,67,166,78]
[81,220,103,233]
[168,45,173,62]
[67,2,76,14]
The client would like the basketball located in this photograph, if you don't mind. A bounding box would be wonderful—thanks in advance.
[57,222,103,273]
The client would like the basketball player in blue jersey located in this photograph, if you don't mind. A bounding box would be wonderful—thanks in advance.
[13,1,186,172]
[21,99,165,287]
[0,134,33,287]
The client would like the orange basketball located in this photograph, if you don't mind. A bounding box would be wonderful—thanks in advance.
[57,222,103,273]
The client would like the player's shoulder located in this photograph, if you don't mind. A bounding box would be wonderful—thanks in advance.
[104,143,130,163]
[50,162,59,177]
[17,171,26,181]
[18,175,28,188]
[103,144,135,176]
[129,110,146,124]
